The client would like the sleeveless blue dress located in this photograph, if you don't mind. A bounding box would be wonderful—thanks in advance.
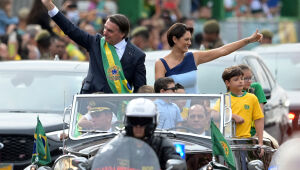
[160,52,198,93]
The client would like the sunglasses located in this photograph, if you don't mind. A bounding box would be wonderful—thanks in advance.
[128,117,153,126]
[91,110,112,118]
[189,114,205,119]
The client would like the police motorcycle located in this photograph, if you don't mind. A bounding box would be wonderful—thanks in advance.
[25,135,166,170]
[26,94,276,170]
[54,135,162,170]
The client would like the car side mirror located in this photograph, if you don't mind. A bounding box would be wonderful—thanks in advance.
[166,159,187,170]
[199,161,229,170]
[263,88,271,99]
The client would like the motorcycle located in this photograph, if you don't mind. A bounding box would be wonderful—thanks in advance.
[26,135,186,170]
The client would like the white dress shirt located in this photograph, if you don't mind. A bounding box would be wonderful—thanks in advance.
[48,7,59,17]
[113,39,127,60]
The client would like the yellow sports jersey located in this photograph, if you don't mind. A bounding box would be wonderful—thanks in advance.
[231,92,264,138]
[213,92,264,138]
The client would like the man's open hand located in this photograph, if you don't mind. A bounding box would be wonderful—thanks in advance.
[41,0,55,11]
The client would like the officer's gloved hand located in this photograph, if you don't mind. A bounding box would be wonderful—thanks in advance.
[165,159,187,170]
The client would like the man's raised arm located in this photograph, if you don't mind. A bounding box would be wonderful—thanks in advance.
[41,0,55,11]
[40,0,93,50]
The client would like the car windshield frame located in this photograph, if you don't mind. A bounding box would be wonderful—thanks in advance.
[69,94,233,140]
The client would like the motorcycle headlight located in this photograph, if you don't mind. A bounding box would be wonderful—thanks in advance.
[52,154,77,170]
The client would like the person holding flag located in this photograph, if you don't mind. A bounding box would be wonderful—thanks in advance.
[31,117,51,166]
[41,0,146,94]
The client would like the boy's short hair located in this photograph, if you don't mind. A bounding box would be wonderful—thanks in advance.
[238,64,251,71]
[222,66,244,82]
[137,85,154,93]
[154,77,175,93]
[175,83,184,90]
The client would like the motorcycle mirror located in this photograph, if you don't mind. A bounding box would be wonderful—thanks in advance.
[200,161,229,170]
[166,159,187,170]
[247,160,264,170]
[37,166,52,170]
[72,157,89,169]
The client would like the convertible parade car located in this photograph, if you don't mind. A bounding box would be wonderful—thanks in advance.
[34,94,276,170]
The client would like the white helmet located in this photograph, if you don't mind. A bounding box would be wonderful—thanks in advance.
[126,98,156,117]
[124,98,157,138]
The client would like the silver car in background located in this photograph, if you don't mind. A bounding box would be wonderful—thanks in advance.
[0,60,88,170]
[145,50,290,144]
[253,43,300,131]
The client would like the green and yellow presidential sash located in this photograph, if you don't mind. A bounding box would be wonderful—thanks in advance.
[100,37,133,93]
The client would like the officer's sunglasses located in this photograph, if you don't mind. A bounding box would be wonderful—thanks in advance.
[128,117,153,126]
[189,114,205,119]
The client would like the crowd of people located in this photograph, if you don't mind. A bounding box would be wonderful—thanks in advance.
[0,0,278,61]
[3,0,266,141]
[3,0,274,166]
[223,0,281,19]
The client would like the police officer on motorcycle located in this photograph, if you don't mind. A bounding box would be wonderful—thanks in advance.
[124,98,186,169]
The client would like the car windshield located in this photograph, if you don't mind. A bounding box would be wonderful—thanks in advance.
[69,94,230,139]
[0,71,86,113]
[262,53,300,91]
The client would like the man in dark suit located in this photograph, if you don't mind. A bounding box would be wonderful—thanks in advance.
[41,0,146,93]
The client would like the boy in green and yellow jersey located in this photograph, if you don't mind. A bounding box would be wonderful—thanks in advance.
[221,66,264,157]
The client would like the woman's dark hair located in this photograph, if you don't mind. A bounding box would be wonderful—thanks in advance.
[107,14,130,39]
[167,23,194,47]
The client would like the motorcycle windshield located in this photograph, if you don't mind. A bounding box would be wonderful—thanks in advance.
[91,135,160,170]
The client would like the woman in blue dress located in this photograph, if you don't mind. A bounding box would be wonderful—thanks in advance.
[155,23,263,93]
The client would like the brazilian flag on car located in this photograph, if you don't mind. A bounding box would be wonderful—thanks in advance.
[31,117,51,165]
[211,120,236,170]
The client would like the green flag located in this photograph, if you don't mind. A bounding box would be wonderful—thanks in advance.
[31,117,51,165]
[210,120,236,170]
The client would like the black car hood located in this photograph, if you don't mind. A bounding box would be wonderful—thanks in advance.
[0,113,64,134]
